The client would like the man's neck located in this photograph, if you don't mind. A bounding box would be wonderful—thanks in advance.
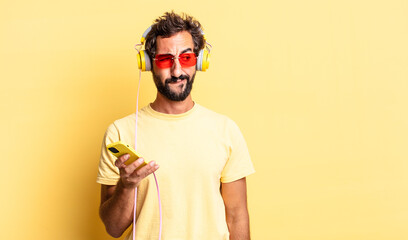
[150,93,194,114]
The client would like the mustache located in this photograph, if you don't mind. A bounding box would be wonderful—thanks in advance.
[165,75,189,84]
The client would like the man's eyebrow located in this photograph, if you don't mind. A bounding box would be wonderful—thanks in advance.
[158,48,193,56]
[180,48,193,54]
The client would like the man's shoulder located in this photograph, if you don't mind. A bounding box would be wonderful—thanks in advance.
[195,104,237,127]
[196,104,227,118]
[107,113,136,130]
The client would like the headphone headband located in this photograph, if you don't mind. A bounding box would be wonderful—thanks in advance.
[140,26,152,44]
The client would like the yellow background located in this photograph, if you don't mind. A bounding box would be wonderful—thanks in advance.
[1,0,407,239]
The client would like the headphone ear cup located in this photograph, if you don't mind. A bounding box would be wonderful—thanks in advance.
[196,50,203,71]
[144,51,152,71]
[137,50,152,71]
[196,49,210,71]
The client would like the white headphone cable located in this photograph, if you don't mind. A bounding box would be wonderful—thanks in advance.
[133,68,162,240]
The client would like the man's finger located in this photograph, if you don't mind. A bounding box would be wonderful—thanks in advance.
[119,157,147,177]
[130,161,159,179]
[115,154,130,168]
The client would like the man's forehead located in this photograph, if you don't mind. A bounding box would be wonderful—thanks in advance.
[156,31,194,54]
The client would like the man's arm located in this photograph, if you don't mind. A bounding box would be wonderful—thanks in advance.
[99,154,159,238]
[221,177,251,240]
[99,183,134,238]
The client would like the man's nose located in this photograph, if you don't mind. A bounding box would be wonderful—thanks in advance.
[171,58,183,78]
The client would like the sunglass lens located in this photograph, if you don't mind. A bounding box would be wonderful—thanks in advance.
[179,53,197,67]
[155,54,173,69]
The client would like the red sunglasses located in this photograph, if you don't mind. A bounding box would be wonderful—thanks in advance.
[153,52,197,69]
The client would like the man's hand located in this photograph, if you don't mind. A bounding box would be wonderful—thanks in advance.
[99,154,159,238]
[115,154,160,189]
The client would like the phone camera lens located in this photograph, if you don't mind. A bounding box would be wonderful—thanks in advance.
[109,147,119,153]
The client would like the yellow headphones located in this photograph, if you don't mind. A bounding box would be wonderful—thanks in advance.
[136,26,211,72]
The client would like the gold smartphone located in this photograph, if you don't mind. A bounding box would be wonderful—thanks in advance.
[106,141,147,168]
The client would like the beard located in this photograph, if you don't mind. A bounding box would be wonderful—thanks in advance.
[152,71,196,101]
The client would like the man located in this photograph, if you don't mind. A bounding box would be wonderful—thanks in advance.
[97,12,255,240]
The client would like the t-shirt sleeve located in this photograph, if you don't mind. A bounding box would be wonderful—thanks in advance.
[220,120,255,183]
[96,123,121,185]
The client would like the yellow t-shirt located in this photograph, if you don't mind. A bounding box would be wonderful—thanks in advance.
[97,103,255,240]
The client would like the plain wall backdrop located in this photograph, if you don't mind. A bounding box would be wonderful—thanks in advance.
[1,0,407,239]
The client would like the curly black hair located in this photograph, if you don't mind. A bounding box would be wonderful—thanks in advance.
[144,11,206,60]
